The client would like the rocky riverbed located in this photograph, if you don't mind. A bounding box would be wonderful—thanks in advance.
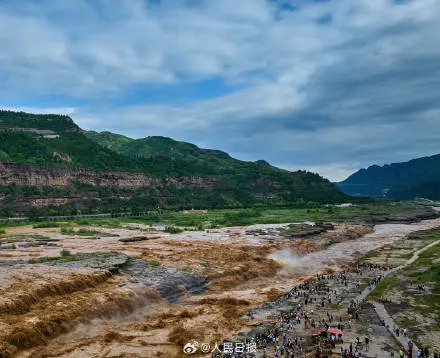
[0,216,439,357]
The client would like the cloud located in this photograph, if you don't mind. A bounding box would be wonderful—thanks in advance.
[1,0,440,181]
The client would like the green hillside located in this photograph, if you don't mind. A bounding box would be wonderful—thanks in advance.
[85,131,238,163]
[85,130,345,202]
[85,131,133,152]
[0,110,79,132]
[0,110,346,215]
[0,130,148,170]
[85,131,278,175]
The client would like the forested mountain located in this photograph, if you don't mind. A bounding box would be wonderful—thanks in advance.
[84,130,345,202]
[337,154,440,199]
[0,110,346,216]
[85,131,276,176]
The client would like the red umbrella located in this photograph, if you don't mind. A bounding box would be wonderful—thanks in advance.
[311,327,326,335]
[328,327,343,335]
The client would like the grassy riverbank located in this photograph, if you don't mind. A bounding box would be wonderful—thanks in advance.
[0,201,436,231]
[366,229,440,352]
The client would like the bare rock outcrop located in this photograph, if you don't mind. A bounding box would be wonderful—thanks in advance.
[0,162,217,189]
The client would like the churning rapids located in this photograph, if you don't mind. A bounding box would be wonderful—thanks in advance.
[270,217,440,275]
[2,214,440,358]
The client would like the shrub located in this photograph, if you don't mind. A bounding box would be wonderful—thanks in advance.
[29,249,77,264]
[29,256,59,264]
[60,227,74,235]
[75,219,91,225]
[33,222,60,228]
[60,248,72,257]
[164,226,183,234]
[60,227,114,237]
[0,243,16,250]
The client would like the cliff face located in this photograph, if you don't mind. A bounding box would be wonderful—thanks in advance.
[0,161,223,213]
[0,110,346,215]
[0,162,217,190]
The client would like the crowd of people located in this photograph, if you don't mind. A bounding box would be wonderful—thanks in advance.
[213,261,440,358]
[395,342,440,358]
[213,263,388,358]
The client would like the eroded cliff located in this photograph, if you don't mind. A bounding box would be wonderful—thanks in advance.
[0,162,217,189]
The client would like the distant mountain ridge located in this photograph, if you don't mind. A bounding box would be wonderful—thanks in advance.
[85,131,272,174]
[86,131,234,160]
[0,110,345,215]
[337,154,440,199]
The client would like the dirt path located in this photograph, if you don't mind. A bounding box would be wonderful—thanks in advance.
[406,239,440,265]
[356,239,440,302]
[368,239,440,354]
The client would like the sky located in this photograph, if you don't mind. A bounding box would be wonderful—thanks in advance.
[1,0,440,181]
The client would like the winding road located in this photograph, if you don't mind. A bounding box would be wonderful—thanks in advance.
[367,239,440,354]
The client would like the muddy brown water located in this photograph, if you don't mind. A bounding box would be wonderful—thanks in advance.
[271,218,440,275]
[7,216,440,358]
